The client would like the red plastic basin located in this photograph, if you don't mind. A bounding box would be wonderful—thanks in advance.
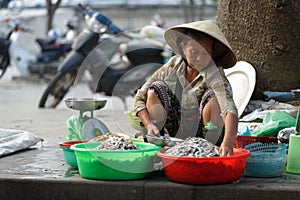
[59,140,88,148]
[157,148,250,185]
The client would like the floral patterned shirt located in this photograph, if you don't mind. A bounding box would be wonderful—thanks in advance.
[134,55,238,119]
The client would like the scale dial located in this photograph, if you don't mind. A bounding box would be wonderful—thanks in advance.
[83,118,108,140]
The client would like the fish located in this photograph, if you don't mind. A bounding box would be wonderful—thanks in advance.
[164,137,219,157]
[95,136,139,150]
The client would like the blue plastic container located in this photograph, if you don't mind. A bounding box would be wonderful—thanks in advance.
[244,143,287,177]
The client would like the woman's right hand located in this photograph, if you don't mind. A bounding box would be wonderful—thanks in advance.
[145,123,161,137]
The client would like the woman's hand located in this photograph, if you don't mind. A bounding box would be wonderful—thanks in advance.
[219,143,234,156]
[219,130,236,156]
[219,112,238,156]
[145,123,161,137]
[137,109,163,137]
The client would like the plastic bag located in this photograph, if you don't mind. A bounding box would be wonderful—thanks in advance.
[263,91,296,102]
[238,126,251,136]
[0,128,43,157]
[251,110,296,137]
[203,121,223,145]
[241,99,298,121]
[66,115,86,141]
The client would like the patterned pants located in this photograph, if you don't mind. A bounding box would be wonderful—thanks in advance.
[148,81,215,138]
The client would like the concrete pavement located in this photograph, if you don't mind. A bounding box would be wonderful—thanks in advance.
[2,68,300,200]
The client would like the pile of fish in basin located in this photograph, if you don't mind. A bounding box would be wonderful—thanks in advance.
[69,133,161,180]
[61,132,250,184]
[157,137,250,185]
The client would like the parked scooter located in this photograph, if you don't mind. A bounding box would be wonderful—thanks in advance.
[28,18,79,79]
[0,17,76,79]
[38,4,173,109]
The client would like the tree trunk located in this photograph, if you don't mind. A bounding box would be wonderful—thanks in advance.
[45,0,62,34]
[181,0,196,22]
[216,0,300,99]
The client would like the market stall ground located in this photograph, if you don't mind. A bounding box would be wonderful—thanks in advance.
[1,74,300,199]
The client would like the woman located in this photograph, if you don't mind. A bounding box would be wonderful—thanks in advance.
[134,20,238,156]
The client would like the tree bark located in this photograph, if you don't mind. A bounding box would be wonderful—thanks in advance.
[216,0,300,99]
[181,0,196,22]
[46,0,62,34]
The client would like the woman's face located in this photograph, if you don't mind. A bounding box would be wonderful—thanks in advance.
[181,37,213,71]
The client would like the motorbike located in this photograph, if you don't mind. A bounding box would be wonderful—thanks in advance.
[0,17,76,79]
[38,4,173,109]
[28,18,79,79]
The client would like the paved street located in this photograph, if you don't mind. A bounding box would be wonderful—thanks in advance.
[0,66,137,141]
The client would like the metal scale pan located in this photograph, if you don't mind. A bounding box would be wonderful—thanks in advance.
[64,98,107,111]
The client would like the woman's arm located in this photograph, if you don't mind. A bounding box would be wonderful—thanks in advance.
[202,65,238,156]
[219,112,238,156]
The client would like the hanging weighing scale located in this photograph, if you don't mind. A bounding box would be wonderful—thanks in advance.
[64,98,110,140]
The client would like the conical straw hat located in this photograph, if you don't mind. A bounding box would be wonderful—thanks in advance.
[164,20,237,68]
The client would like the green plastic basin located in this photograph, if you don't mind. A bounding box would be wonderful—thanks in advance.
[59,140,88,168]
[70,142,161,180]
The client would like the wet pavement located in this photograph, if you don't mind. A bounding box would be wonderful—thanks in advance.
[2,68,300,200]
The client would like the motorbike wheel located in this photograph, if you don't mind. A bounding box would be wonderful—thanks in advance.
[0,52,9,78]
[39,69,77,108]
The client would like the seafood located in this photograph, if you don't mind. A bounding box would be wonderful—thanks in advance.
[164,137,219,157]
[89,133,128,142]
[95,136,139,150]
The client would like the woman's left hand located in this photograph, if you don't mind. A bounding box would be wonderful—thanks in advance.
[220,112,238,156]
[219,144,234,156]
